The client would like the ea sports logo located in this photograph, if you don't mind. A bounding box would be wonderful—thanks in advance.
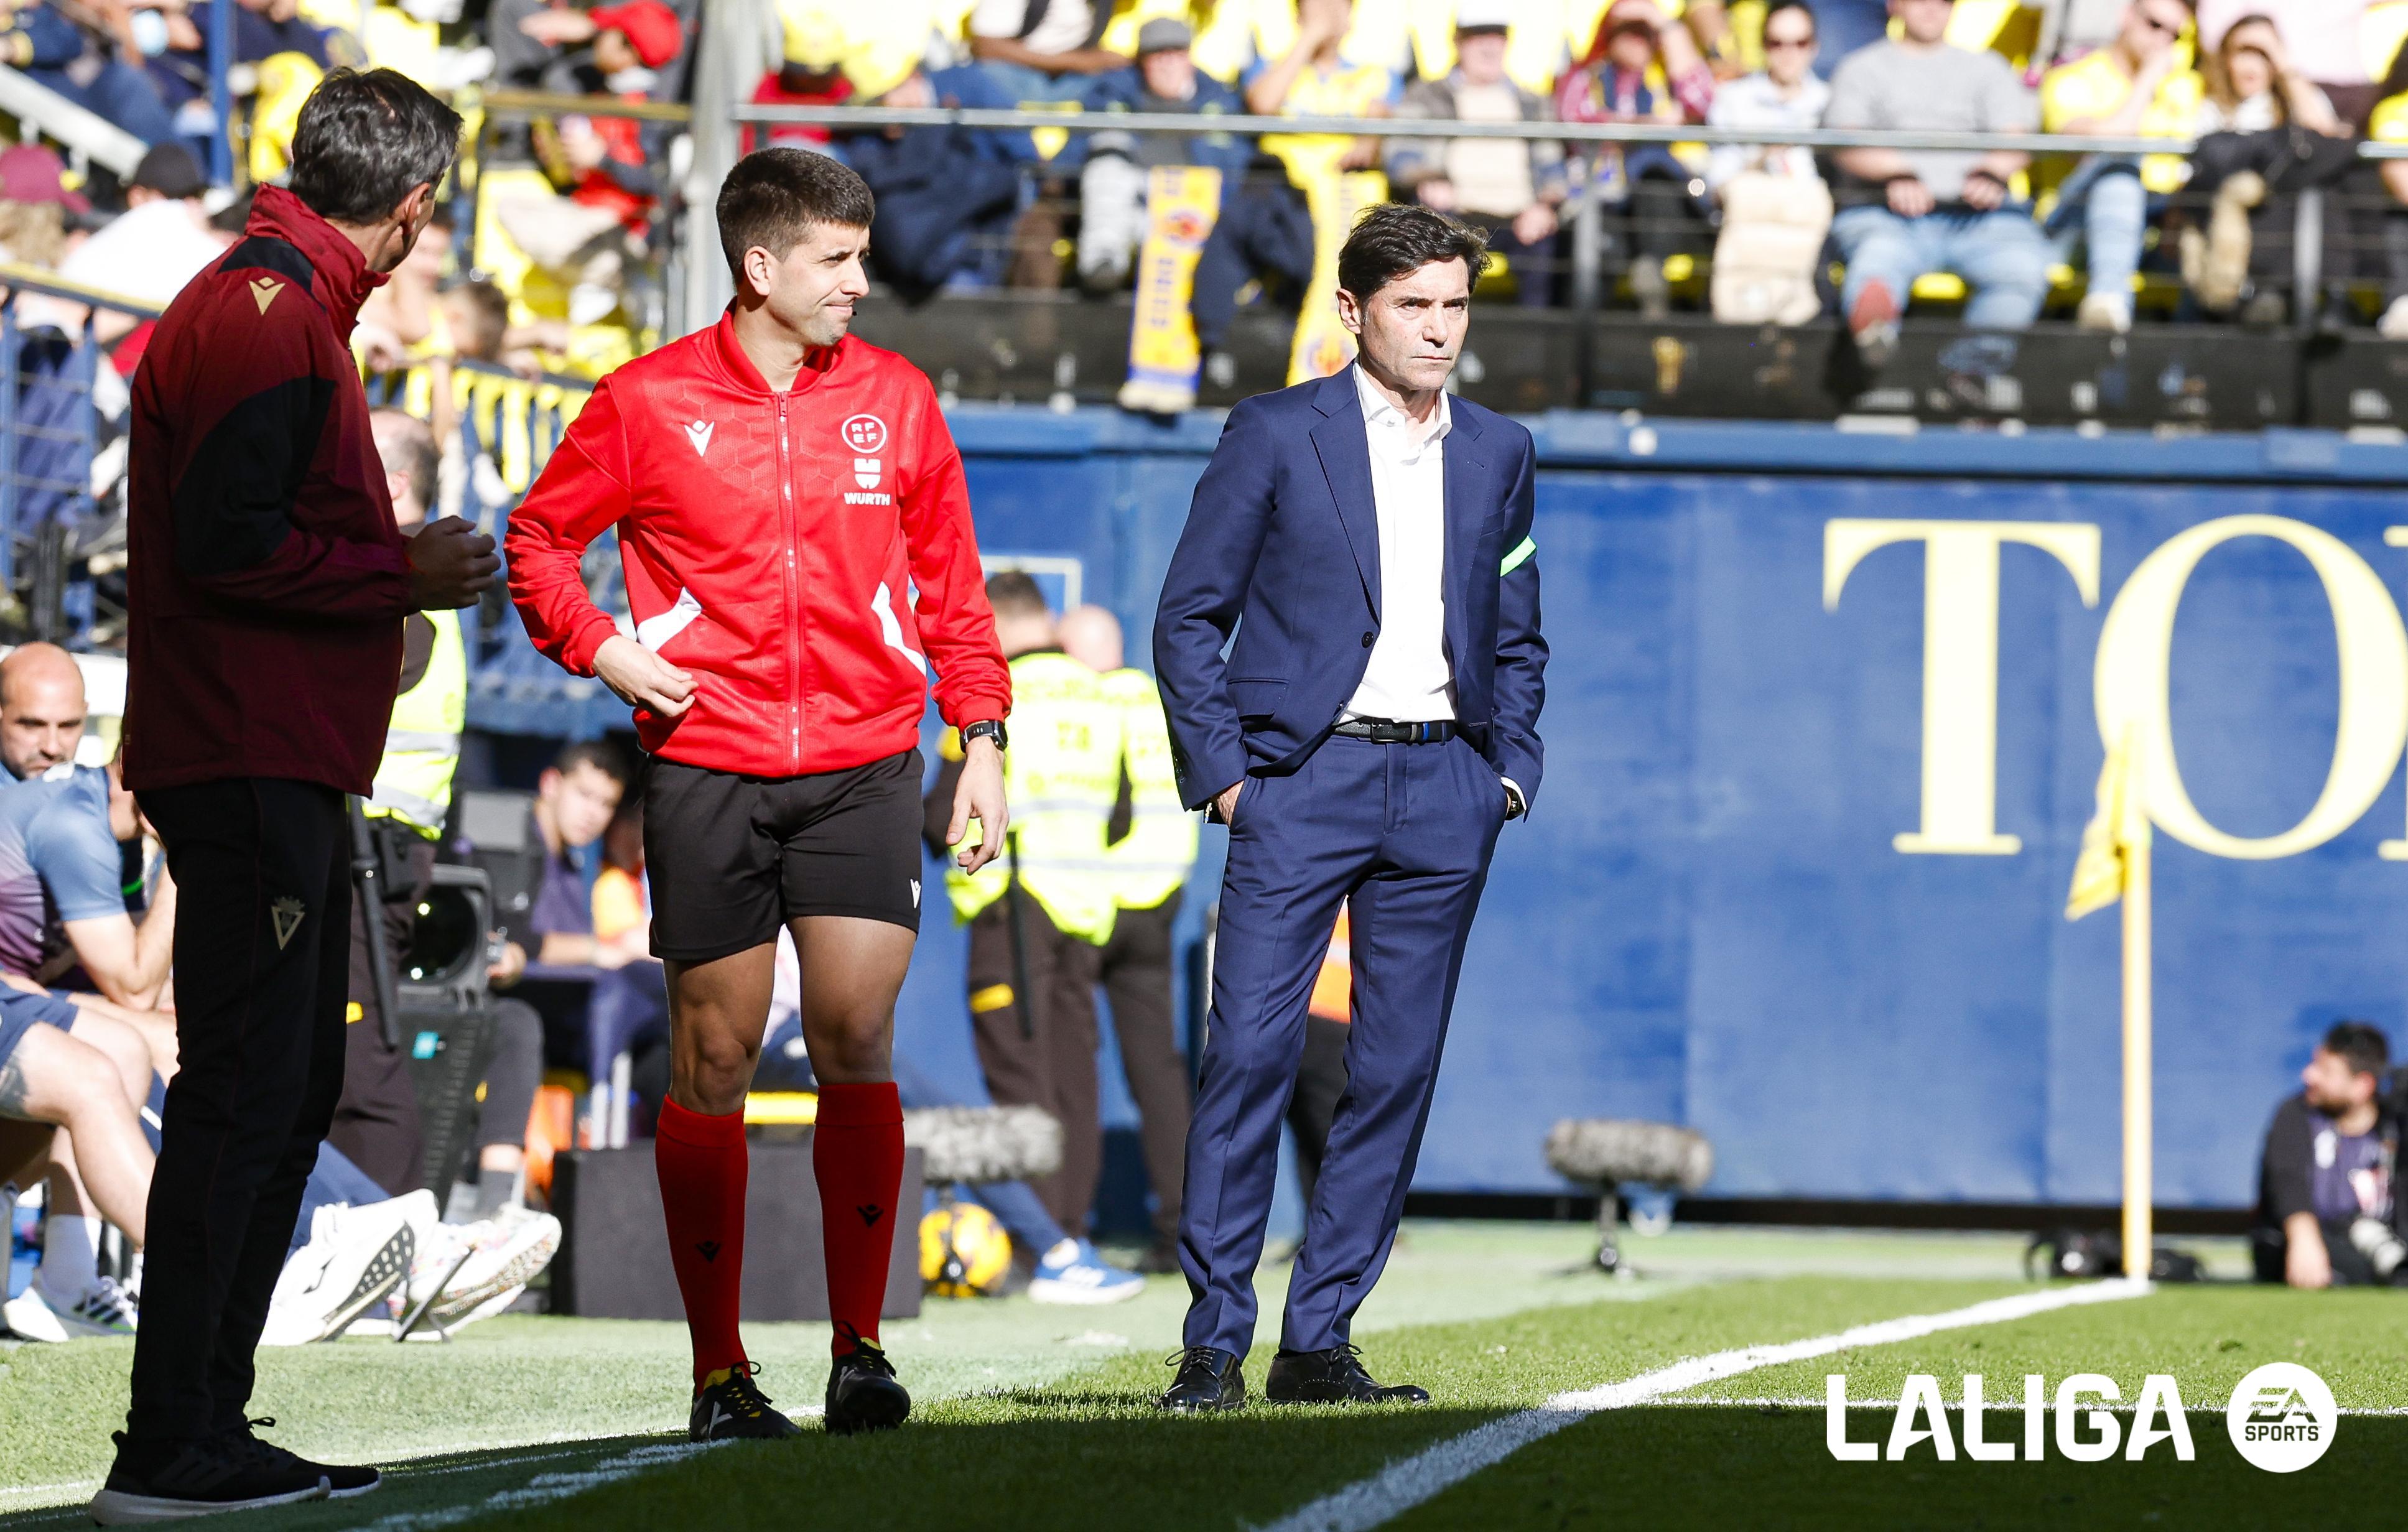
[842,414,887,455]
[2225,1363,2336,1473]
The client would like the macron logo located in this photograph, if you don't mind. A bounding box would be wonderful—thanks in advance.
[684,420,715,458]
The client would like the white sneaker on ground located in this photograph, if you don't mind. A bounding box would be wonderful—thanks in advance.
[401,1283,525,1340]
[1,1274,137,1341]
[1028,1239,1144,1305]
[260,1197,419,1346]
[401,1205,560,1330]
[2382,295,2408,340]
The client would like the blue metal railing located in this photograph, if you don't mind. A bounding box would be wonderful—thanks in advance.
[207,0,232,186]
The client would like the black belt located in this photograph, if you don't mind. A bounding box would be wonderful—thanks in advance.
[1331,718,1457,744]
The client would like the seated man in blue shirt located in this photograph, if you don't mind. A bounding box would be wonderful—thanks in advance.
[0,643,88,784]
[0,754,179,1067]
[2255,1020,2408,1287]
[498,743,667,1128]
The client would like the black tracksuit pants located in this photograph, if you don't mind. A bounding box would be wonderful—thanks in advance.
[128,779,352,1441]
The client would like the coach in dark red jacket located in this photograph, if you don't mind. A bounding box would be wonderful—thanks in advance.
[99,70,494,1525]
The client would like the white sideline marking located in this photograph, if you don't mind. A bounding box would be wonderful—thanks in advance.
[1261,1279,2154,1532]
[360,1442,724,1532]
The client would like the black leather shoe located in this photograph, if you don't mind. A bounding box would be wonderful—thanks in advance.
[1265,1345,1431,1405]
[1157,1346,1245,1411]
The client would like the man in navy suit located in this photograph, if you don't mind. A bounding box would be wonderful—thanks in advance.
[1151,204,1546,1410]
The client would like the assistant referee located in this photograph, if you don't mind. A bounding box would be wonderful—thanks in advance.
[102,71,495,1523]
[508,148,1011,1442]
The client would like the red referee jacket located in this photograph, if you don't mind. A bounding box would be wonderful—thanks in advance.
[505,314,1011,777]
[123,185,412,798]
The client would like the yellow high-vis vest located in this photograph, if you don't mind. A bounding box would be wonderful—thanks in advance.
[366,608,466,839]
[945,650,1123,944]
[1101,667,1197,911]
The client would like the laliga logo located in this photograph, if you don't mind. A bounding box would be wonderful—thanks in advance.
[843,413,886,490]
[1826,1373,2196,1464]
[1826,1365,2336,1472]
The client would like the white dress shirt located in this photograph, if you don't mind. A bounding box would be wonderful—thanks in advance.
[1344,364,1455,724]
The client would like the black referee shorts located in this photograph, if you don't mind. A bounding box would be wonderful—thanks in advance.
[644,749,926,963]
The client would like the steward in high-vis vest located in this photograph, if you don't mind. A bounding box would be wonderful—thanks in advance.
[940,646,1122,944]
[1058,603,1197,1273]
[923,575,1122,1240]
[366,603,465,837]
[327,407,465,1195]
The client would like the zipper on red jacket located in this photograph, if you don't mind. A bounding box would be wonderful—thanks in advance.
[778,391,801,774]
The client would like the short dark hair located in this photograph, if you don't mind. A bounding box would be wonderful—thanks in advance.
[717,148,875,284]
[985,571,1048,618]
[2322,1021,2391,1079]
[446,278,511,360]
[369,408,439,513]
[1764,0,1817,35]
[551,740,629,786]
[1336,203,1489,303]
[289,68,462,225]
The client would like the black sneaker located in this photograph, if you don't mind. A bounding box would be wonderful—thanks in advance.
[689,1362,802,1441]
[824,1329,910,1436]
[87,1430,329,1525]
[225,1418,381,1500]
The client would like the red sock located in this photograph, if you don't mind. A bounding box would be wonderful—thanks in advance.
[813,1081,904,1357]
[654,1097,748,1388]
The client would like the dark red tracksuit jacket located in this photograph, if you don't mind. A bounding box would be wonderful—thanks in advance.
[123,185,413,799]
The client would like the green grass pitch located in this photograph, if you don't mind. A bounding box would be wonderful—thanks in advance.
[2,1222,2398,1531]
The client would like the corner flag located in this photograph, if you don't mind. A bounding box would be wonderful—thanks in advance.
[2066,724,2149,920]
[2067,722,2155,1281]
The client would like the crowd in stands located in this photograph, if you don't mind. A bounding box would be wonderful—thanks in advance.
[735,0,2408,363]
[0,0,2397,465]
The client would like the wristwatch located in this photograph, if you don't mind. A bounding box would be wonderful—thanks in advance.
[962,719,1008,753]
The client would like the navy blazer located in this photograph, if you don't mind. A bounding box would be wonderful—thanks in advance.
[1152,368,1547,811]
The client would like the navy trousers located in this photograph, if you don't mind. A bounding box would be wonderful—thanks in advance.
[1179,734,1505,1357]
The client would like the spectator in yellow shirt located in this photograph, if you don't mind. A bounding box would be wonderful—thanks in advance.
[2038,0,2203,333]
[1186,0,1397,374]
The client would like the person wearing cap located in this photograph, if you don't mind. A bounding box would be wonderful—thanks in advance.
[1386,7,1568,306]
[60,145,229,312]
[1554,0,1719,317]
[0,143,88,271]
[549,1,686,230]
[1076,17,1253,294]
[509,0,686,100]
[482,0,682,333]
